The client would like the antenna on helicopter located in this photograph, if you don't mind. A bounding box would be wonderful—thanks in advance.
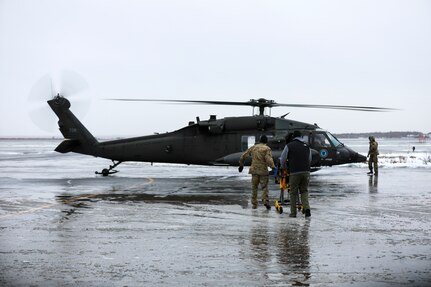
[281,112,290,119]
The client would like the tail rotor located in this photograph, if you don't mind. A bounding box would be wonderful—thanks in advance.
[28,70,91,133]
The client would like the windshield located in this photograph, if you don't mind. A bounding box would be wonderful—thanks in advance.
[314,132,343,147]
[326,132,343,147]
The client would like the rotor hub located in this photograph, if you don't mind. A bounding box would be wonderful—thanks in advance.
[249,98,275,115]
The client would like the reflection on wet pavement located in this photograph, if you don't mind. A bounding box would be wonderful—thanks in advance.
[368,175,378,193]
[1,167,430,286]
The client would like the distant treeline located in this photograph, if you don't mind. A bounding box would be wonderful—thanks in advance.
[334,131,429,138]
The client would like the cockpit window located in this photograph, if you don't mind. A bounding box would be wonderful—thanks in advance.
[314,133,331,147]
[314,132,343,147]
[326,132,343,147]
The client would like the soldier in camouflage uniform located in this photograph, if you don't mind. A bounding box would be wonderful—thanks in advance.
[238,135,276,209]
[367,136,379,175]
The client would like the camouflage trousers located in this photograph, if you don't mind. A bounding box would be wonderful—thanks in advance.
[289,173,310,215]
[251,174,269,207]
[368,154,378,174]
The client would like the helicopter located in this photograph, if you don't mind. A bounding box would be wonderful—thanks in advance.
[47,95,393,176]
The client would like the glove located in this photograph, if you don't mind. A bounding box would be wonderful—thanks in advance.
[238,166,244,173]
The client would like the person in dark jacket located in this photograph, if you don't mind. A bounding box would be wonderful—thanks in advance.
[280,130,311,218]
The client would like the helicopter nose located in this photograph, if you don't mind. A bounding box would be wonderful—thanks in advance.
[354,152,367,163]
[337,147,367,164]
[345,148,367,163]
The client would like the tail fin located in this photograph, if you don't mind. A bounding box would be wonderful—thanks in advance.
[48,95,98,154]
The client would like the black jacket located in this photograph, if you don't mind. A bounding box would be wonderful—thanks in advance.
[287,139,311,174]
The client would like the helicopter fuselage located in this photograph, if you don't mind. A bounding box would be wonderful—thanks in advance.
[49,96,366,173]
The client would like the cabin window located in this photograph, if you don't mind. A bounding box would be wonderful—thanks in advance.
[241,136,255,151]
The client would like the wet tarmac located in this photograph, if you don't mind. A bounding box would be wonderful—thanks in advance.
[1,139,431,286]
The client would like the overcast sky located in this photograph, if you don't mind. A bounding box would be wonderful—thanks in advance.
[1,0,430,138]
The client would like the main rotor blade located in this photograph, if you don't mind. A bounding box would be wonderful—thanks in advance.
[105,98,397,112]
[106,98,254,106]
[273,103,397,112]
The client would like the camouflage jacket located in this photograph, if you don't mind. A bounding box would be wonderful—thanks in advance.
[239,143,275,175]
[368,137,379,156]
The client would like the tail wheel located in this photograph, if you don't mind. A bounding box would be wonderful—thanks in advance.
[102,168,109,176]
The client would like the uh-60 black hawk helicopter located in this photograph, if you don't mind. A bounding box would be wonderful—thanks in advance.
[48,95,393,176]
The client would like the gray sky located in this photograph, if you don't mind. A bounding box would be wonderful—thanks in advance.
[1,0,430,138]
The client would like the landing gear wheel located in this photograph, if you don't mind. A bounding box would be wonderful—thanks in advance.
[102,168,109,176]
[96,160,122,176]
